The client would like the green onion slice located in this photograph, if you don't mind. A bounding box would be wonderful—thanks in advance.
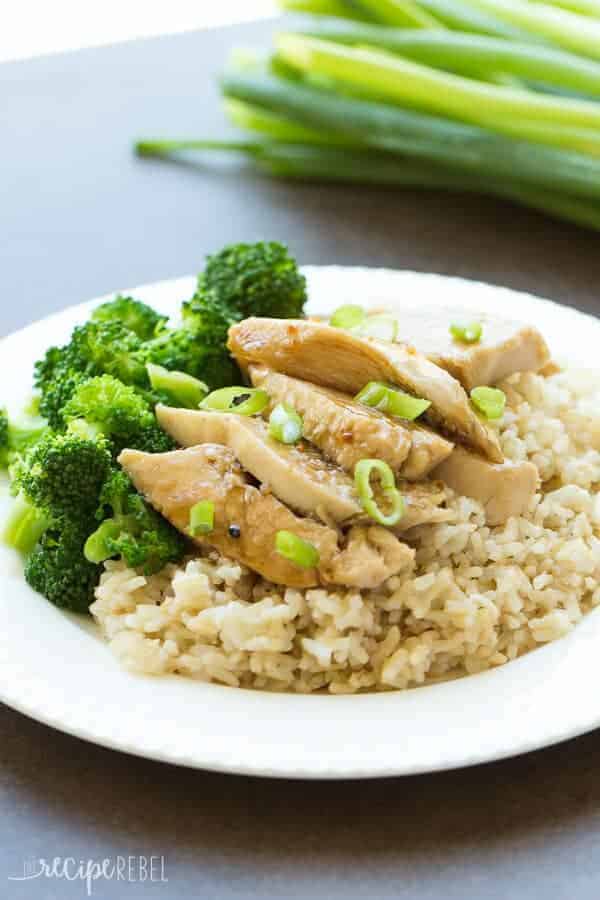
[146,362,208,409]
[200,387,269,416]
[189,500,215,535]
[268,403,303,444]
[450,321,483,344]
[330,304,366,329]
[354,459,405,527]
[355,381,431,420]
[351,314,398,342]
[275,530,320,569]
[470,386,506,420]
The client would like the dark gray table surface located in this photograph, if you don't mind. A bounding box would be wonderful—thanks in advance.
[3,20,600,900]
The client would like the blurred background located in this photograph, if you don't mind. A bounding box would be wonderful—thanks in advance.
[0,1,277,62]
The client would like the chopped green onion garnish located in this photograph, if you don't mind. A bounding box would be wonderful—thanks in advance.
[355,381,431,420]
[275,530,320,569]
[351,314,398,342]
[146,362,208,409]
[470,386,506,420]
[330,304,366,329]
[354,459,405,527]
[450,321,483,344]
[268,403,303,444]
[189,500,215,536]
[200,387,269,416]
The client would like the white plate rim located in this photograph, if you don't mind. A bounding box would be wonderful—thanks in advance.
[1,265,600,780]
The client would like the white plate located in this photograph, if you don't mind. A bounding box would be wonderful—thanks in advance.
[1,266,600,780]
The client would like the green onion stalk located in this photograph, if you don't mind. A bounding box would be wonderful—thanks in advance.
[136,141,600,232]
[274,34,600,155]
[540,0,600,16]
[293,22,600,97]
[464,0,600,60]
[216,67,600,199]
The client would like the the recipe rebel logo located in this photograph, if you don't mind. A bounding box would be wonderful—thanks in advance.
[8,854,168,895]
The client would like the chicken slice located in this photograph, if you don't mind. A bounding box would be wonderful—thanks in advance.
[228,318,502,462]
[156,406,448,531]
[385,307,550,391]
[119,445,414,589]
[249,366,453,479]
[156,405,359,524]
[394,479,451,531]
[433,445,539,525]
[402,422,454,481]
[323,526,413,590]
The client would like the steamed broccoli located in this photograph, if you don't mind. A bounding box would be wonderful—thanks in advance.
[146,291,240,390]
[198,241,307,320]
[35,321,148,429]
[92,295,167,340]
[5,433,113,611]
[24,524,100,613]
[0,408,49,469]
[0,409,8,466]
[14,432,112,522]
[85,469,185,575]
[63,375,174,454]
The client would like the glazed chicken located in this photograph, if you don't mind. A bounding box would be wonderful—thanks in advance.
[388,307,551,390]
[228,317,502,462]
[248,366,453,479]
[433,445,539,525]
[119,445,415,590]
[156,406,449,531]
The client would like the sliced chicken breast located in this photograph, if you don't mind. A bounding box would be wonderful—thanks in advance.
[385,307,550,390]
[119,445,414,589]
[433,445,539,525]
[156,406,448,531]
[156,405,359,524]
[402,422,454,481]
[249,366,453,479]
[228,318,502,462]
[394,479,451,531]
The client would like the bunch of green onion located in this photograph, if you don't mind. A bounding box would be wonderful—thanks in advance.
[136,0,600,231]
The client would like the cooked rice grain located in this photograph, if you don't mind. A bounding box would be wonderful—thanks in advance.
[91,370,600,693]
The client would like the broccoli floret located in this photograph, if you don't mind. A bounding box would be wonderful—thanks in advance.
[14,432,112,522]
[198,241,307,320]
[85,469,185,575]
[5,434,108,612]
[63,375,174,455]
[69,321,147,386]
[92,295,167,340]
[25,524,100,613]
[34,321,148,429]
[145,297,240,390]
[0,409,49,469]
[0,408,8,466]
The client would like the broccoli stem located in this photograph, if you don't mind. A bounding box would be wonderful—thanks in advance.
[274,33,600,155]
[146,363,208,409]
[84,519,123,564]
[3,495,50,556]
